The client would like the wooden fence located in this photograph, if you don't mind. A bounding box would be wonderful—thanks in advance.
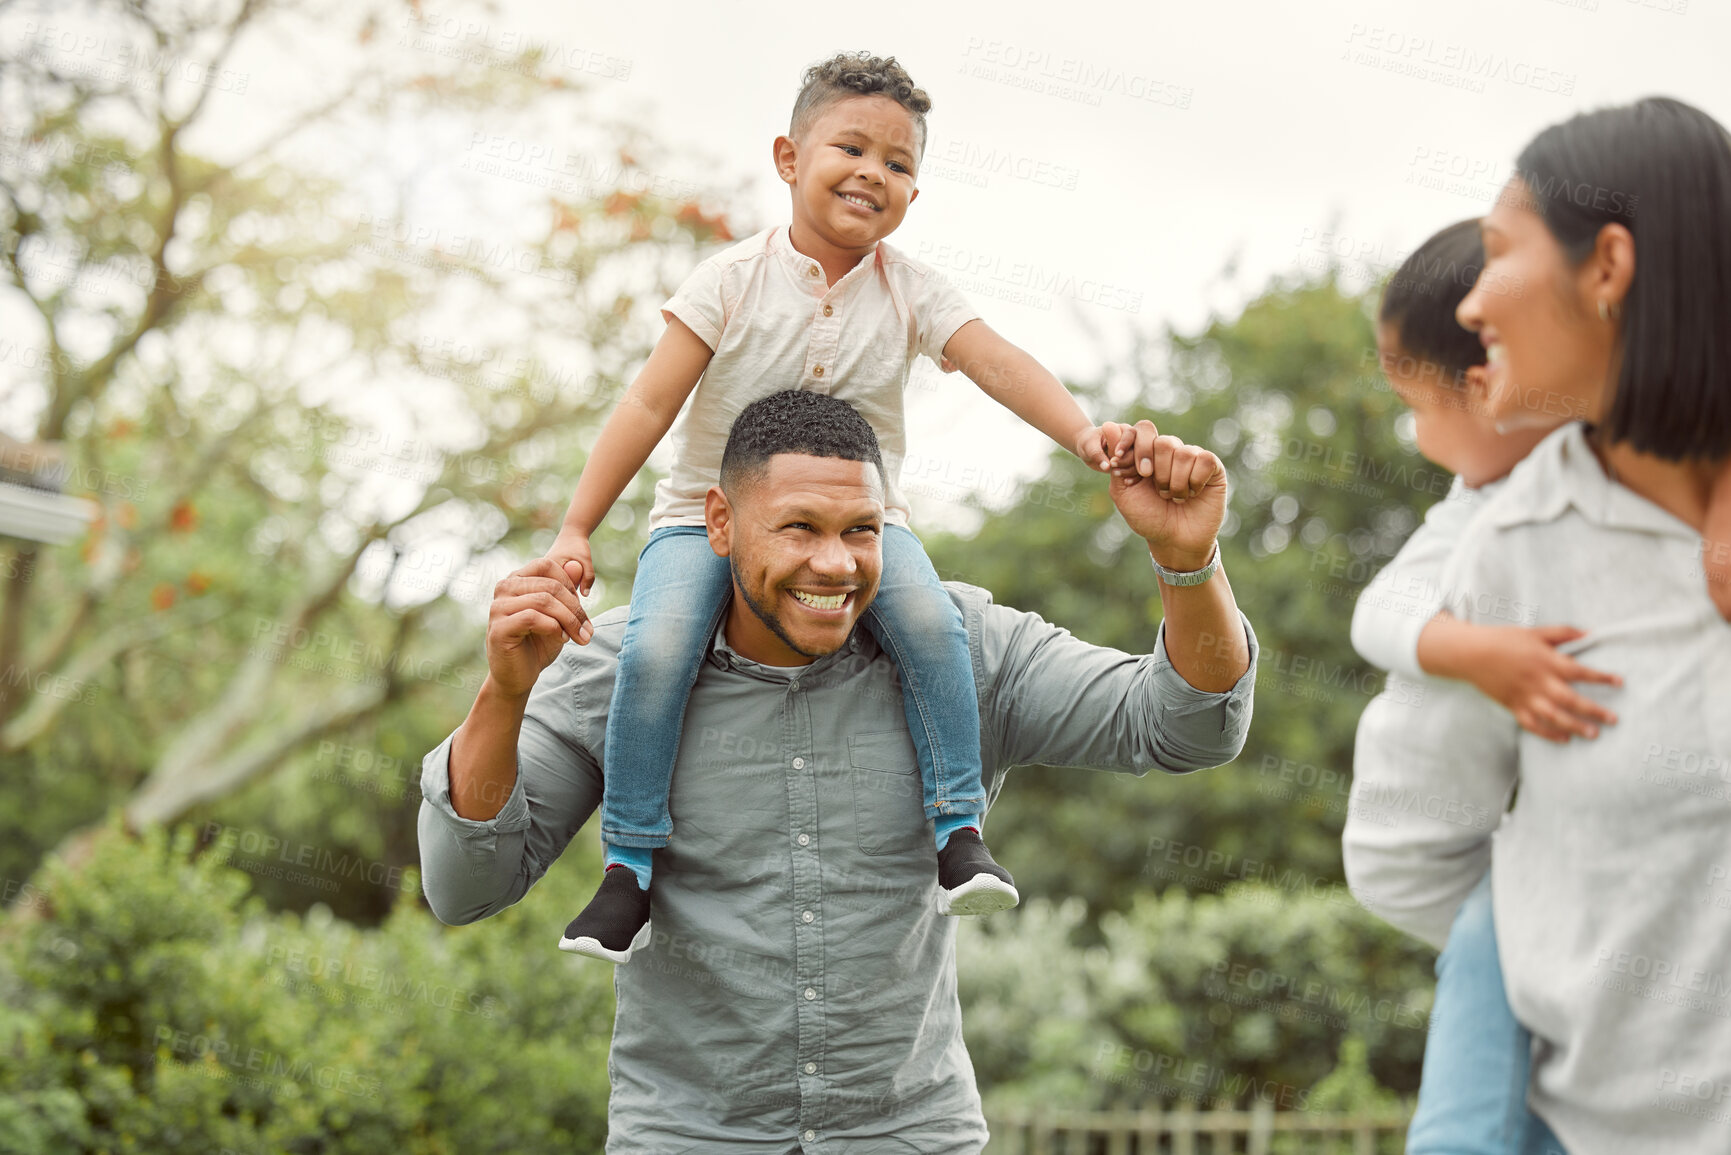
[985,1104,1414,1155]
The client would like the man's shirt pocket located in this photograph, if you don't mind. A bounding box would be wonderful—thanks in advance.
[848,730,927,856]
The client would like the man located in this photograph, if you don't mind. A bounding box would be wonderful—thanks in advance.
[418,390,1256,1153]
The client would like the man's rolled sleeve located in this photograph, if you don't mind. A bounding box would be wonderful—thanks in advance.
[1143,620,1258,770]
[416,648,608,926]
[420,732,534,849]
[969,587,1256,777]
[416,734,540,926]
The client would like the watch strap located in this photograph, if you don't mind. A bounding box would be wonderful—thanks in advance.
[1151,542,1220,587]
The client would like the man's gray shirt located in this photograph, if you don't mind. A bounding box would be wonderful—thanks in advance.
[418,582,1257,1153]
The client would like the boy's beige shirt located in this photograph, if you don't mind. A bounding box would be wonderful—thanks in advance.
[650,225,979,530]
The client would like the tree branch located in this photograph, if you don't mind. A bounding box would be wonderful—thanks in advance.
[0,543,39,728]
[0,598,230,752]
[123,612,470,829]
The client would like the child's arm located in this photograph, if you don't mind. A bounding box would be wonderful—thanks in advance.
[1703,458,1731,620]
[545,317,713,641]
[1414,615,1621,743]
[939,319,1110,470]
[1346,478,1482,680]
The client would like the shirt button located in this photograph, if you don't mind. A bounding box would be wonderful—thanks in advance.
[804,987,817,1001]
[808,265,819,277]
[792,756,806,769]
[822,304,833,316]
[805,1062,817,1074]
[797,833,810,846]
[802,910,815,923]
[804,1130,816,1142]
[812,365,824,378]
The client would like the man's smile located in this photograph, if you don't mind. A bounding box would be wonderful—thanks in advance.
[789,588,854,612]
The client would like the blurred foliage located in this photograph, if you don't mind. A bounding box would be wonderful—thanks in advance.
[0,823,615,1153]
[931,275,1440,935]
[958,886,1431,1115]
[0,0,739,898]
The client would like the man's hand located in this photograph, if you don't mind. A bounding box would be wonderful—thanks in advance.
[486,558,591,698]
[1102,419,1228,571]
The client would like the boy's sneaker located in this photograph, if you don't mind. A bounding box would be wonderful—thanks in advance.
[936,828,1020,916]
[559,868,652,963]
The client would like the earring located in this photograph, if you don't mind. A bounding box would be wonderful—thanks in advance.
[1597,299,1609,321]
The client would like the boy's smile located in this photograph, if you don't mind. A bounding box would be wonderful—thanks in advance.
[774,94,921,283]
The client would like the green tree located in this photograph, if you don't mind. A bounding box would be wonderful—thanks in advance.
[931,273,1442,930]
[0,0,738,898]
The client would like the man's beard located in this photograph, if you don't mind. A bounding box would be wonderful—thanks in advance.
[729,556,842,660]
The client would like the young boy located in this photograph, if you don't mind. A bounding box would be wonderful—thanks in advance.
[543,53,1119,963]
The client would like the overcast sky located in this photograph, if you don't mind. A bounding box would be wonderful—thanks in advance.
[450,0,1731,525]
[8,0,1729,538]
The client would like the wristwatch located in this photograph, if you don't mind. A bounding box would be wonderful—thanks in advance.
[1150,542,1220,587]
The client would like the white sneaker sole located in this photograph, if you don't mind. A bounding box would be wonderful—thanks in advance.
[940,874,1020,917]
[558,919,652,963]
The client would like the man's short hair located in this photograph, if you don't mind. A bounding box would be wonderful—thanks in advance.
[719,390,886,496]
[790,52,931,160]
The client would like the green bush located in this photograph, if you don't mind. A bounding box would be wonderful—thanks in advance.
[0,828,1437,1150]
[958,884,1433,1116]
[0,822,616,1154]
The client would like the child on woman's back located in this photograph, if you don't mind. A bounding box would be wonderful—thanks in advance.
[1350,219,1622,740]
[541,52,1121,963]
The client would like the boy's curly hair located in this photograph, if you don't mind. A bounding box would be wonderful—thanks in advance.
[790,52,931,160]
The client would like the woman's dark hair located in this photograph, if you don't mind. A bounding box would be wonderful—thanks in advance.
[790,52,931,159]
[1379,218,1487,388]
[1516,96,1731,461]
[720,390,885,495]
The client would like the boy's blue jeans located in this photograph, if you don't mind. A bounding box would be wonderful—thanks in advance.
[599,524,986,850]
[1408,872,1568,1155]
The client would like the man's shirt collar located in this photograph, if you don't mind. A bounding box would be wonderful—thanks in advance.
[706,604,872,684]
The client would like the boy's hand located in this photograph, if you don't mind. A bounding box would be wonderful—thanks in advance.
[1101,421,1142,477]
[1468,625,1621,743]
[543,530,597,644]
[1072,424,1114,472]
[1703,459,1731,620]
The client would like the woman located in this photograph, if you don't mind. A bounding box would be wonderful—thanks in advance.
[1345,96,1731,1154]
